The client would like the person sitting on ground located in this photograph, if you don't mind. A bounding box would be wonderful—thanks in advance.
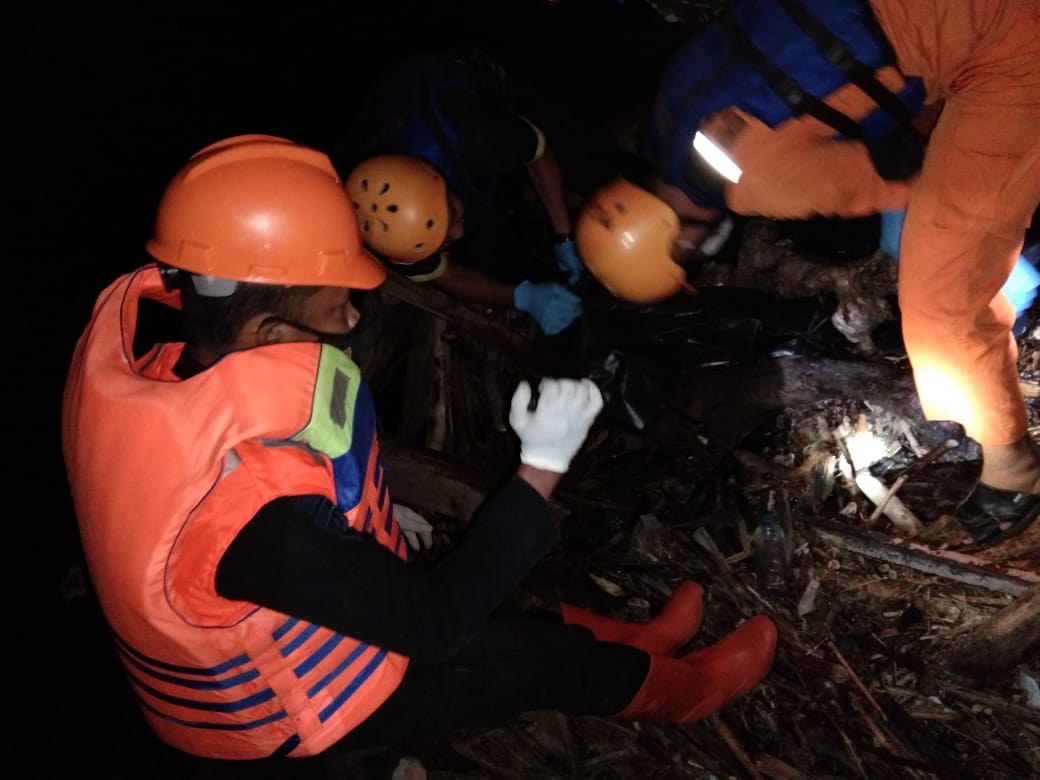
[61,133,778,763]
[574,0,1040,552]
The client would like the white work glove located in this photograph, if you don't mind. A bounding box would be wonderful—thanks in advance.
[508,377,604,473]
[393,504,434,551]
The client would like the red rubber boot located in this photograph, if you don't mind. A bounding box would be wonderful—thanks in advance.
[560,580,703,655]
[616,614,778,723]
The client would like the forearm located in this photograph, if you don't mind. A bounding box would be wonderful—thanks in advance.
[431,262,517,307]
[728,138,913,219]
[217,483,559,662]
[726,111,913,219]
[525,146,573,236]
[516,463,563,500]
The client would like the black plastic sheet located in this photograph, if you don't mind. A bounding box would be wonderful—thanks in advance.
[579,286,846,431]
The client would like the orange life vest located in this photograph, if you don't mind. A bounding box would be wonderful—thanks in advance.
[62,265,409,758]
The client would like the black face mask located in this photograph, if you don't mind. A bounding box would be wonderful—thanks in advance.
[259,316,356,352]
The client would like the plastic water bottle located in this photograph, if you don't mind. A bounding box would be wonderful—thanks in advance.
[752,512,789,603]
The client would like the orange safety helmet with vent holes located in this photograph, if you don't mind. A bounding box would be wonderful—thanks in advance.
[575,177,689,304]
[146,134,385,292]
[345,155,451,263]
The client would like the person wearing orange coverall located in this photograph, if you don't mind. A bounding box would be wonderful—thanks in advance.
[575,0,1040,551]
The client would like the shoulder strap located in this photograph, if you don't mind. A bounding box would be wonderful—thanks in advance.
[717,11,863,139]
[774,0,914,125]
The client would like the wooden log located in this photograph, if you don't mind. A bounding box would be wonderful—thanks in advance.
[380,438,569,527]
[942,584,1040,682]
[424,316,449,452]
[802,516,1040,597]
[397,308,442,446]
[378,271,561,374]
[380,437,495,525]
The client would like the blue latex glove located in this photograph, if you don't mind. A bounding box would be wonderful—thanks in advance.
[552,237,584,285]
[878,209,905,258]
[513,280,583,335]
[880,209,1039,317]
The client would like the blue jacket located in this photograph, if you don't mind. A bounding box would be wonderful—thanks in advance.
[347,49,511,206]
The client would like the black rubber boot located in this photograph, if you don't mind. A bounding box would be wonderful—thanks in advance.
[953,482,1040,552]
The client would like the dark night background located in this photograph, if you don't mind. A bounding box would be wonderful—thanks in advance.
[14,2,688,775]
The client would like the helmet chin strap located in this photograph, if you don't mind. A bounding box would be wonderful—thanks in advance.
[258,315,356,352]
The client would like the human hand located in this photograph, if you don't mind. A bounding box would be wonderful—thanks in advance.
[393,504,434,551]
[552,237,584,285]
[513,280,583,335]
[508,377,604,472]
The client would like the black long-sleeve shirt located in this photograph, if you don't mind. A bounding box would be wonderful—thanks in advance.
[215,477,558,663]
[169,348,559,663]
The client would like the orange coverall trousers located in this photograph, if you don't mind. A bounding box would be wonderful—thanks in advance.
[725,0,1040,446]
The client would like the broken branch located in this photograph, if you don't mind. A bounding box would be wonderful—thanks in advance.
[802,516,1040,596]
[866,439,958,525]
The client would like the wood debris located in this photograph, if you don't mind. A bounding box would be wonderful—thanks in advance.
[341,208,1040,779]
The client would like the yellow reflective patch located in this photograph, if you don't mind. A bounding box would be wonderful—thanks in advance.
[292,346,361,458]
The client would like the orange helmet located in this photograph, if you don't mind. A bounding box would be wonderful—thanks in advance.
[345,155,450,263]
[575,178,687,304]
[146,134,385,292]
